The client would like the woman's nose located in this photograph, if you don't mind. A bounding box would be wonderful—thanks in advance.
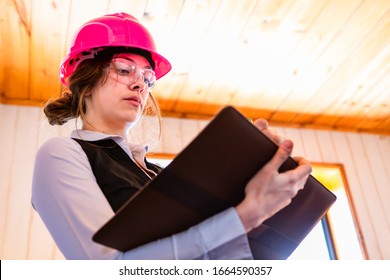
[129,74,148,91]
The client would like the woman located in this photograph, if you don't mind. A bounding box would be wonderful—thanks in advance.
[32,12,312,259]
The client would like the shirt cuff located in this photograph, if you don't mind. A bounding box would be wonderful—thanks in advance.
[173,207,253,259]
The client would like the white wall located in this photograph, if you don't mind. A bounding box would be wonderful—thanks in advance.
[1,104,389,259]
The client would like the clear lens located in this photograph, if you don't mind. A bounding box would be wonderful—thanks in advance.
[109,58,155,88]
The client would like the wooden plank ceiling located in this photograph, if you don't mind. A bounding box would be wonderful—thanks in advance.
[1,0,389,134]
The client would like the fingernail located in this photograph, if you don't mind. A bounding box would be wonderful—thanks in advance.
[282,140,293,152]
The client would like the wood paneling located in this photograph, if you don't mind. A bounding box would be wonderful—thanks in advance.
[1,104,390,259]
[1,0,389,134]
[1,0,31,102]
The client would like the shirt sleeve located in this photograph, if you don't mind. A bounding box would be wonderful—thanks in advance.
[31,137,253,260]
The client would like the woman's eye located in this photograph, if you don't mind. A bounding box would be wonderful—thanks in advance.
[116,68,130,75]
[113,62,136,76]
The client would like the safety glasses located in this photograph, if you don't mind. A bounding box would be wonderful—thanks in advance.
[107,58,156,89]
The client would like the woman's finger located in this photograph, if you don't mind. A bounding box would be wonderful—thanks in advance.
[253,118,269,131]
[263,140,293,172]
[253,119,283,144]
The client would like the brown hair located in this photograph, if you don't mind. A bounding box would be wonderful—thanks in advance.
[44,53,111,125]
[43,50,162,148]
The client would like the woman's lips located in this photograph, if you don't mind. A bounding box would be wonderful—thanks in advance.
[124,96,141,106]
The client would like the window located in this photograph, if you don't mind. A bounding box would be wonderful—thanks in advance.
[289,164,365,260]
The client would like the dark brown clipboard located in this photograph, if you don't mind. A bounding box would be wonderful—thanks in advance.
[93,106,336,259]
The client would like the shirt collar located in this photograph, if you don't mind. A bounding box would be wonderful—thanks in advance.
[70,129,119,141]
[70,129,148,160]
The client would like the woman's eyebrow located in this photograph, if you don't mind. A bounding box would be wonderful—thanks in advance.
[118,57,135,63]
[115,56,152,69]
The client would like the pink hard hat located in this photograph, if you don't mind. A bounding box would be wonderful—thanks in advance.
[59,12,172,86]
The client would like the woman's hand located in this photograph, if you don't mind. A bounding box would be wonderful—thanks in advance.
[235,120,312,233]
[253,119,284,145]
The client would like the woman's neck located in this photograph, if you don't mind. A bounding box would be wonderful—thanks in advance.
[82,117,126,137]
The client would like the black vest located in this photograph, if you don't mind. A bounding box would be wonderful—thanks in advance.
[72,138,162,212]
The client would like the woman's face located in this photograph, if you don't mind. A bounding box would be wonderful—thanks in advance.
[85,53,154,133]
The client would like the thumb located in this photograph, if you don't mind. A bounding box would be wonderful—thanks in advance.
[266,140,293,171]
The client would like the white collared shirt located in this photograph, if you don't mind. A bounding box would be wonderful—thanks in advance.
[31,130,253,259]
